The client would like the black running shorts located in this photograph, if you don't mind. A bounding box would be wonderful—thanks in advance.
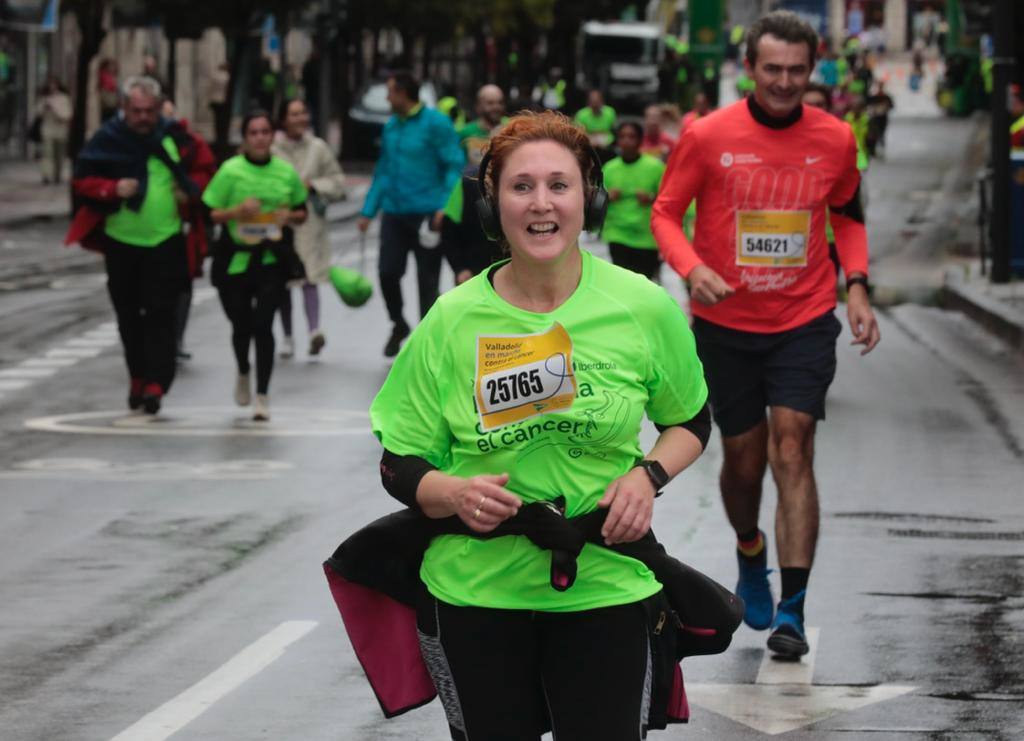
[692,311,842,437]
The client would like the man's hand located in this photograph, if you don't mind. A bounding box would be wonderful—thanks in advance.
[455,269,473,285]
[847,284,880,355]
[115,178,139,199]
[357,215,371,233]
[635,191,653,205]
[598,467,657,545]
[235,197,261,220]
[431,210,444,232]
[687,264,735,306]
[608,188,623,202]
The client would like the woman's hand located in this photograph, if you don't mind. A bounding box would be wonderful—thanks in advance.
[598,467,656,545]
[235,197,261,220]
[417,471,522,533]
[451,473,522,533]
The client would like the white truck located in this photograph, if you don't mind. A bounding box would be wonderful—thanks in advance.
[576,21,664,112]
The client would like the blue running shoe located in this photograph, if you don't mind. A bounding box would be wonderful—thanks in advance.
[736,547,774,631]
[767,591,809,658]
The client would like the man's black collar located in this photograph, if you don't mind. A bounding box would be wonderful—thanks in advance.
[747,95,803,130]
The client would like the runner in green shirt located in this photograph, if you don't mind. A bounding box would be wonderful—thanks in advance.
[601,121,666,281]
[204,110,308,422]
[370,110,710,739]
[574,89,617,152]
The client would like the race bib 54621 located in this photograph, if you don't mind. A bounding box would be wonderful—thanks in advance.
[736,210,810,268]
[475,323,576,431]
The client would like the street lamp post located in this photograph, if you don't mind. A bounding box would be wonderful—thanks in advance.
[989,0,1012,283]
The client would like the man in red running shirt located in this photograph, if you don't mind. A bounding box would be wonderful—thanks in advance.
[652,11,880,659]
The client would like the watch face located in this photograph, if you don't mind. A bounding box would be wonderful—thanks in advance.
[643,460,669,488]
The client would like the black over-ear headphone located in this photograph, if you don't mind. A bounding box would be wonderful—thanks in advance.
[474,145,609,242]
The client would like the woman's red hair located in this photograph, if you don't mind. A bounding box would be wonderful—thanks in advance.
[481,110,595,201]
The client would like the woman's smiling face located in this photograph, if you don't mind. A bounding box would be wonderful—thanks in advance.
[498,140,586,264]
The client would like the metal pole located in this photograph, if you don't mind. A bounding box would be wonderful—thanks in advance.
[989,0,1012,283]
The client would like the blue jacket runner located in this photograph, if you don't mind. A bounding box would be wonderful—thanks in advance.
[361,104,465,218]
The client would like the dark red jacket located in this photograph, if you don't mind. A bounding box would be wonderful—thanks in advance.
[65,117,216,277]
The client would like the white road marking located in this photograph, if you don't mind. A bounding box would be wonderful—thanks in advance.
[0,367,57,378]
[46,347,102,358]
[20,357,79,368]
[686,683,917,736]
[688,628,916,734]
[0,457,295,481]
[24,407,371,437]
[108,620,317,741]
[755,627,820,685]
[0,379,32,391]
[64,337,117,348]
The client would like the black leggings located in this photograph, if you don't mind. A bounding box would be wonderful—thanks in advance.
[217,268,282,394]
[608,243,661,281]
[417,593,653,741]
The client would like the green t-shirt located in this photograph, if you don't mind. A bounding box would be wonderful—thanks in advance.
[104,137,182,247]
[601,154,665,249]
[574,105,617,135]
[370,250,708,612]
[443,178,464,224]
[202,155,307,275]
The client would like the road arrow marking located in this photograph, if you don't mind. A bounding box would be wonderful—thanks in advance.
[688,628,916,735]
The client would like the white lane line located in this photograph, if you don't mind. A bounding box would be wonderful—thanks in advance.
[755,627,821,685]
[46,347,102,358]
[108,620,317,741]
[64,338,117,348]
[0,379,32,391]
[0,367,57,378]
[21,357,79,368]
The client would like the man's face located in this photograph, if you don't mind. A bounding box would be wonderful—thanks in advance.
[747,34,812,118]
[386,78,412,115]
[123,90,160,135]
[478,88,505,126]
[588,91,603,110]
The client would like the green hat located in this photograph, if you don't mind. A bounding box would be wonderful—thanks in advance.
[329,265,373,307]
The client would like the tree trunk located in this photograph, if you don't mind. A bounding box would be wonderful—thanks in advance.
[167,38,177,103]
[69,1,107,160]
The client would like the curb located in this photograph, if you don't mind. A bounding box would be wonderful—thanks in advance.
[941,275,1024,352]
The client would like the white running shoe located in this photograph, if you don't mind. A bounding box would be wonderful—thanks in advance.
[235,373,252,407]
[280,336,295,359]
[253,394,270,421]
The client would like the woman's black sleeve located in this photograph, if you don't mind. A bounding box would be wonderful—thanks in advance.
[654,401,711,450]
[379,449,437,510]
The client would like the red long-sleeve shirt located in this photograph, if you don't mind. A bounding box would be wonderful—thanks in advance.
[652,98,869,333]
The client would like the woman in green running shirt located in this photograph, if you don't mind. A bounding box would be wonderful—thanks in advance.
[203,111,307,422]
[602,121,666,281]
[370,110,711,739]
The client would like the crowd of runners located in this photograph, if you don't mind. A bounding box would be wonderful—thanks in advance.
[68,9,886,738]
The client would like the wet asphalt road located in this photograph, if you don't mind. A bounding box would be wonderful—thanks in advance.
[1,114,1023,740]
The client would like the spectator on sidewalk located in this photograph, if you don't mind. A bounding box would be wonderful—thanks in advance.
[64,76,204,415]
[357,71,464,357]
[98,59,119,123]
[36,76,72,185]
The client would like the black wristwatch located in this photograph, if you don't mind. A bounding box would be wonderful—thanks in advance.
[846,275,870,294]
[635,459,670,493]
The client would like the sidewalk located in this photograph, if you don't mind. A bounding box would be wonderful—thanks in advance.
[942,267,1024,352]
[0,158,72,228]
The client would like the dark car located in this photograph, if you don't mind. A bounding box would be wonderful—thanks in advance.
[343,79,438,161]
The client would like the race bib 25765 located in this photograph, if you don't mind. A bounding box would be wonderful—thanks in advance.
[475,323,577,431]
